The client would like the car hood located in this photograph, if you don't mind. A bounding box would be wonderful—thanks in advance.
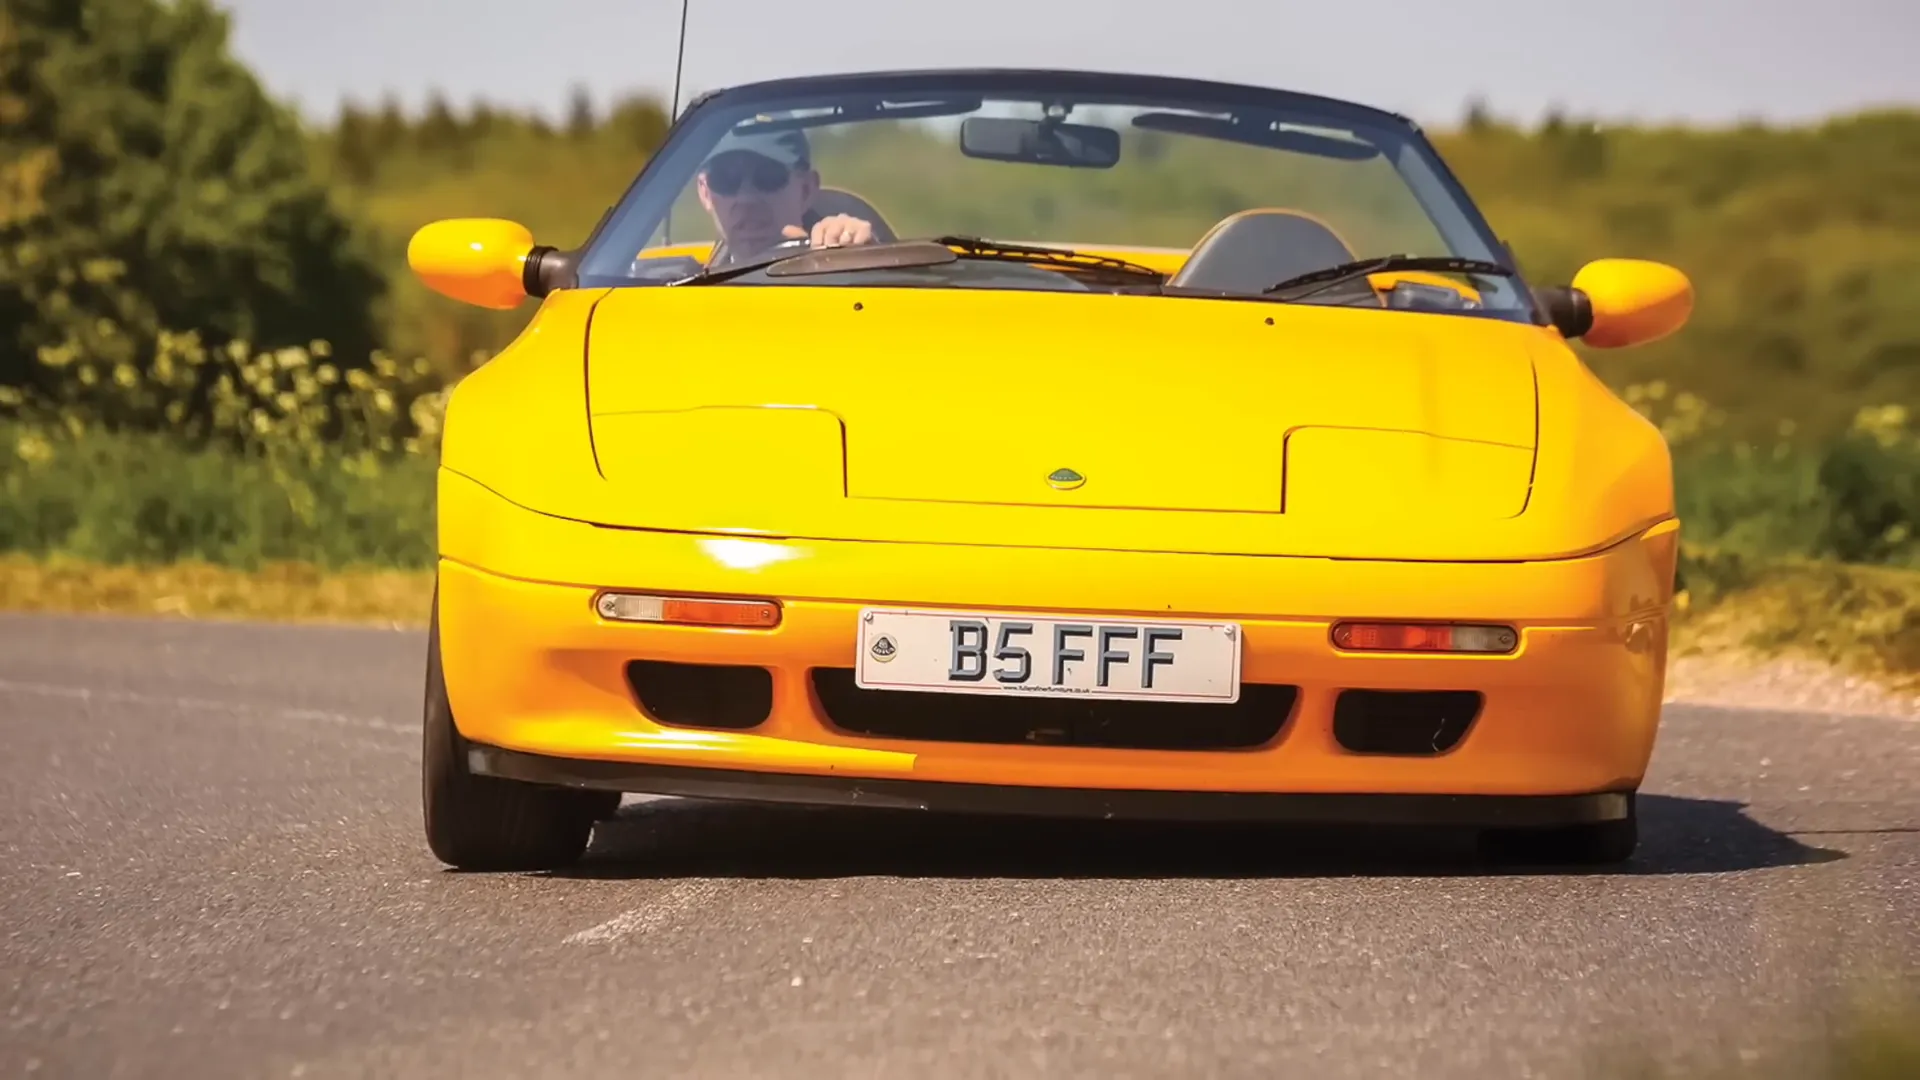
[574,285,1548,559]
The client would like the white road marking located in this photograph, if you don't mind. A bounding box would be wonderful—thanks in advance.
[562,881,723,946]
[0,678,413,735]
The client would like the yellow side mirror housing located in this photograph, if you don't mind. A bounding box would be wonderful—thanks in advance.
[1534,258,1693,349]
[407,218,540,309]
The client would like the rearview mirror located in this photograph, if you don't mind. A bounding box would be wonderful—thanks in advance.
[407,218,576,308]
[960,117,1121,168]
[1534,258,1692,348]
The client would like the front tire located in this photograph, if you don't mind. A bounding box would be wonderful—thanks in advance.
[421,588,619,871]
[1477,793,1638,867]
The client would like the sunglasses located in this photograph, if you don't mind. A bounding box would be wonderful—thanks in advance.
[702,153,799,197]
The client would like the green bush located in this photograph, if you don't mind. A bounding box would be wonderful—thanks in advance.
[1672,404,1920,569]
[0,423,434,567]
[0,331,444,569]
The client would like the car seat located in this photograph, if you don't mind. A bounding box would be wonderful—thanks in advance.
[1166,209,1357,294]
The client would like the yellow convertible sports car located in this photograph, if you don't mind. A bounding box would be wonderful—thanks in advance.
[408,68,1692,871]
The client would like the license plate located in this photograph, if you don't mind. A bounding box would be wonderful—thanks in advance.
[854,608,1242,704]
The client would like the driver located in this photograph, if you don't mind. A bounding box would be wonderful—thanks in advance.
[694,125,877,267]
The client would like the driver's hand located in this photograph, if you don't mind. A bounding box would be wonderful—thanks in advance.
[783,214,874,249]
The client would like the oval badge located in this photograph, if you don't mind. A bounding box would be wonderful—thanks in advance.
[1047,468,1085,491]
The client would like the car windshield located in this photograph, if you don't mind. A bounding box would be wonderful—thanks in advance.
[575,71,1539,323]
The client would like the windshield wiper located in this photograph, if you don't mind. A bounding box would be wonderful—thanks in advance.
[665,235,1168,287]
[664,244,811,286]
[1261,254,1518,299]
[932,236,1166,280]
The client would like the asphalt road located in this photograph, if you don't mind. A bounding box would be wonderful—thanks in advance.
[3,612,1916,1079]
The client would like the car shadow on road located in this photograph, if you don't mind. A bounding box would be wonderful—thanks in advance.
[553,792,1849,880]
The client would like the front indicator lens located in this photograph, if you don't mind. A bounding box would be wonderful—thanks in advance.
[595,592,782,628]
[1331,621,1517,654]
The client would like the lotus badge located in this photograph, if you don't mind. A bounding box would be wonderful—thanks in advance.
[869,635,898,662]
[1047,467,1085,490]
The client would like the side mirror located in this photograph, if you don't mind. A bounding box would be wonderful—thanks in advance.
[406,218,576,309]
[1534,258,1692,348]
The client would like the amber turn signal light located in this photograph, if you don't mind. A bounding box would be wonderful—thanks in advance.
[1331,621,1517,654]
[594,592,782,628]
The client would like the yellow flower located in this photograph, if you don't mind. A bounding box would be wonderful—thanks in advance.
[1851,404,1911,448]
[14,431,53,465]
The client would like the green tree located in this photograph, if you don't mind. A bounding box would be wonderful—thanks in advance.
[608,94,668,154]
[369,93,407,157]
[466,100,499,142]
[565,84,595,140]
[0,0,382,401]
[415,89,461,155]
[331,100,378,184]
[1463,95,1494,135]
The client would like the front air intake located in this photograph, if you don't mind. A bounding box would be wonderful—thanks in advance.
[810,669,1297,750]
[1332,689,1482,755]
[625,660,773,730]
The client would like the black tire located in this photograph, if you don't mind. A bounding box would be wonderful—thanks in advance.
[1477,793,1638,867]
[421,587,620,871]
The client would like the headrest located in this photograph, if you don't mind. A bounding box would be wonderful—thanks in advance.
[1168,209,1357,294]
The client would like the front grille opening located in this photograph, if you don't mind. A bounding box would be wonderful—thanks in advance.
[1333,689,1482,755]
[626,660,773,730]
[810,668,1297,750]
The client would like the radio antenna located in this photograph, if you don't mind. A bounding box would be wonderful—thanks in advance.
[669,0,691,120]
[662,0,691,246]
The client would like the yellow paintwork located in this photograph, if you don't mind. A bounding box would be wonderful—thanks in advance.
[1573,258,1695,348]
[444,284,1669,563]
[636,242,719,262]
[1282,428,1533,518]
[435,466,1676,795]
[421,217,1692,801]
[407,218,537,310]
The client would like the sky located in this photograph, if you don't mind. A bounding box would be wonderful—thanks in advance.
[217,0,1920,129]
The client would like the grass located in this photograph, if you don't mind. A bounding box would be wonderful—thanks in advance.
[0,553,433,626]
[1674,545,1920,690]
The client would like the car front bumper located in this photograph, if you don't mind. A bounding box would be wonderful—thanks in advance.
[436,469,1677,815]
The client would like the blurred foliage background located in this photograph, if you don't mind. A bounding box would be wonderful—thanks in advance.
[1,0,1917,575]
